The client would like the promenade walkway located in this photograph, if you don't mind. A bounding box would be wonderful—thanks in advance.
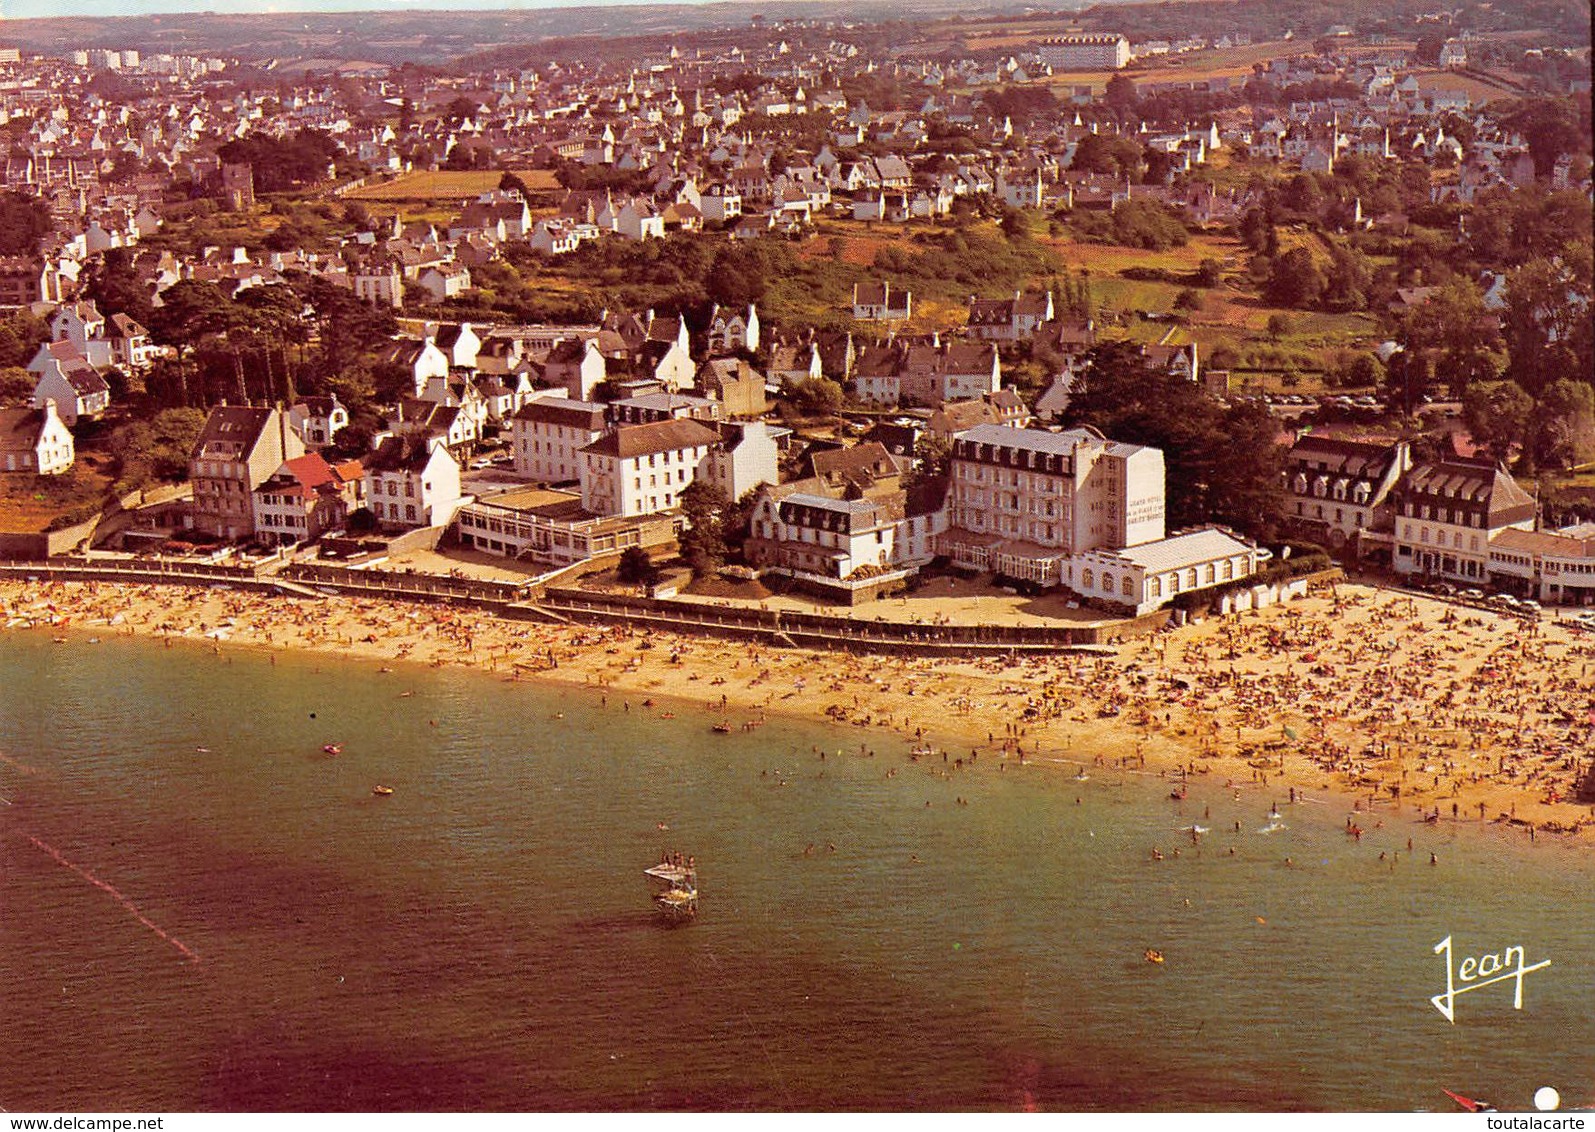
[0,554,1150,656]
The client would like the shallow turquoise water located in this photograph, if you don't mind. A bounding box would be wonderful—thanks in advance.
[0,631,1589,1111]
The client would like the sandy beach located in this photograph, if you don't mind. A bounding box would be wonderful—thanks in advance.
[4,575,1592,845]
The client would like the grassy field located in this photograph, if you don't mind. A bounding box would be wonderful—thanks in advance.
[1020,40,1318,92]
[1411,69,1518,103]
[346,169,560,203]
[0,452,114,535]
[796,218,1376,361]
[803,222,916,267]
[1042,229,1244,276]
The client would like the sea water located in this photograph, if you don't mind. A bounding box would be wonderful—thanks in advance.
[0,633,1590,1112]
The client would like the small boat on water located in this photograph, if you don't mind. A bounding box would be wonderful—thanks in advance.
[712,721,733,734]
[323,743,343,755]
[372,785,394,796]
[1144,949,1165,964]
[646,858,698,925]
[910,746,934,759]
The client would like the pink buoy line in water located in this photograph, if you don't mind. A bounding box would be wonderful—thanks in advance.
[25,835,201,965]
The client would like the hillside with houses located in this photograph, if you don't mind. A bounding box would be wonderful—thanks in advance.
[0,0,1590,612]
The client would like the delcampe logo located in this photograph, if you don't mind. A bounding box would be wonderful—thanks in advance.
[1431,935,1551,1023]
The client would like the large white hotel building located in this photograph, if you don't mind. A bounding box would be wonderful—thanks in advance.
[940,424,1263,614]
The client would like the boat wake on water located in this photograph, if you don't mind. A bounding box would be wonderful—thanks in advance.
[1257,820,1288,834]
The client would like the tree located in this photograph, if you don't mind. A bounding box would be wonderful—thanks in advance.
[0,364,33,402]
[0,192,51,256]
[1104,74,1139,115]
[106,148,144,186]
[1502,98,1585,183]
[1339,353,1385,390]
[1532,379,1595,471]
[677,479,729,575]
[1461,380,1533,465]
[1321,245,1373,312]
[1070,133,1141,180]
[329,402,385,457]
[999,207,1030,242]
[1238,207,1275,254]
[617,546,662,588]
[1383,349,1433,417]
[1400,277,1501,397]
[1143,147,1176,185]
[0,309,48,370]
[146,280,240,405]
[1502,253,1591,399]
[1265,248,1323,309]
[108,407,207,492]
[706,244,768,307]
[1173,288,1202,314]
[300,275,399,403]
[1062,341,1284,540]
[444,95,480,125]
[234,283,311,404]
[499,171,531,199]
[1414,32,1447,66]
[783,375,845,418]
[444,139,494,171]
[81,247,156,328]
[1266,313,1294,341]
[904,433,953,497]
[1280,173,1323,216]
[979,85,1058,128]
[217,129,343,193]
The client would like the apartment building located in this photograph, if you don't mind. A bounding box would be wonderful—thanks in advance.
[510,396,607,485]
[1392,459,1536,583]
[940,424,1164,585]
[578,418,720,517]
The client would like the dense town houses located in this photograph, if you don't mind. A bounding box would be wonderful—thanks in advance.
[0,10,1588,620]
[187,406,306,541]
[252,452,364,546]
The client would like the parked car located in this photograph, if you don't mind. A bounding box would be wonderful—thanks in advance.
[1460,588,1485,600]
